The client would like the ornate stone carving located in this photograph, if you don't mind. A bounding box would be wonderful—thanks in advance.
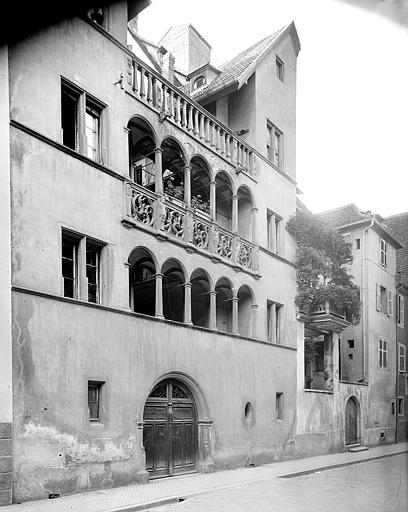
[216,230,233,260]
[192,220,210,250]
[131,191,154,226]
[164,206,185,238]
[237,239,253,269]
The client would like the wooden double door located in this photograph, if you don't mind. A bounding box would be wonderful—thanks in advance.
[143,379,197,478]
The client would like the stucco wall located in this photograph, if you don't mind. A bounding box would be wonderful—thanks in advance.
[8,15,300,502]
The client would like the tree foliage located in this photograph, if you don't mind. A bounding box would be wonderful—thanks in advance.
[286,209,361,324]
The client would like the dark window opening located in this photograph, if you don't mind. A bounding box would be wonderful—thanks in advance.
[276,56,284,81]
[193,76,206,89]
[88,381,104,421]
[62,231,79,298]
[215,278,233,333]
[355,238,360,250]
[162,260,184,323]
[128,117,156,189]
[129,248,156,316]
[86,240,102,303]
[348,339,354,349]
[61,83,79,150]
[191,269,210,328]
[348,354,353,360]
[276,392,283,419]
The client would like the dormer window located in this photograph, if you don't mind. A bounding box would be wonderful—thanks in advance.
[193,76,206,90]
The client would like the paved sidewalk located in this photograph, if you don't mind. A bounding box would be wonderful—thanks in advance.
[3,442,407,512]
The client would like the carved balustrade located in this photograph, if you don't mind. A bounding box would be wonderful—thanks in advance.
[128,58,255,176]
[123,182,259,273]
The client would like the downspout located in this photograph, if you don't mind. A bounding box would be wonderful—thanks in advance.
[360,219,375,383]
[395,283,400,444]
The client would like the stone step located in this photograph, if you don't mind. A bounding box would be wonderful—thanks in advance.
[348,445,369,452]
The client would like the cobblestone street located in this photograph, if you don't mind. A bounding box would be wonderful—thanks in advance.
[155,453,408,512]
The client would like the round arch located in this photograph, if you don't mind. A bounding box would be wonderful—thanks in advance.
[214,169,236,195]
[128,246,158,271]
[345,395,361,446]
[127,117,157,188]
[161,258,186,323]
[237,284,256,338]
[127,114,158,145]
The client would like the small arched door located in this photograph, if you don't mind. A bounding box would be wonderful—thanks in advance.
[143,379,197,478]
[345,397,358,445]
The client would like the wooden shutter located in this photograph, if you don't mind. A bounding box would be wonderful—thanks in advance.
[376,283,381,311]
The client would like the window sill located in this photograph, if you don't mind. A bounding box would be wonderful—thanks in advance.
[303,389,333,395]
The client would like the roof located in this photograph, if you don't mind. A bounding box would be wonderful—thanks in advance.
[384,212,408,286]
[316,204,402,249]
[192,21,300,102]
[317,204,369,228]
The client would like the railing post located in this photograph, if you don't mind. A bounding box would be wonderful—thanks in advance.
[140,68,146,99]
[199,114,205,140]
[188,105,194,132]
[205,118,211,144]
[175,95,181,123]
[147,72,153,104]
[182,100,188,128]
[132,62,138,95]
[194,109,199,137]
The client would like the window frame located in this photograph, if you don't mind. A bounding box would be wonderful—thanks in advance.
[399,343,406,373]
[276,392,284,420]
[267,209,283,254]
[266,121,283,169]
[61,77,106,163]
[87,379,106,424]
[275,56,284,82]
[267,300,283,344]
[398,397,404,416]
[378,338,388,368]
[62,229,81,299]
[380,238,387,267]
[398,294,405,327]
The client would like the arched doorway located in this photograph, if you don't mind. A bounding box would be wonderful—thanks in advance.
[345,396,359,445]
[143,379,197,478]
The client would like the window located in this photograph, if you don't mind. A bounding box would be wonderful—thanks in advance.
[266,122,283,168]
[380,238,387,267]
[267,210,282,254]
[62,229,105,303]
[378,338,388,368]
[88,381,105,422]
[406,375,408,396]
[348,354,353,360]
[61,78,105,162]
[85,101,101,161]
[86,240,102,304]
[267,300,282,343]
[399,344,406,373]
[193,76,206,89]
[355,238,360,250]
[276,392,284,419]
[62,231,80,298]
[398,294,405,326]
[276,56,284,81]
[376,284,391,315]
[398,397,404,416]
[348,340,354,349]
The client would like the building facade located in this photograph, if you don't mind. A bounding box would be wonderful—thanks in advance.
[1,1,303,504]
[298,204,402,452]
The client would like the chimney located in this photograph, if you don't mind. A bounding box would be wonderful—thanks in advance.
[162,52,175,84]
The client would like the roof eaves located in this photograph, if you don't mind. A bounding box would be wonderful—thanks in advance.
[336,218,402,249]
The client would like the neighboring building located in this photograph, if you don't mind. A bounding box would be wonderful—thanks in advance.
[384,212,408,441]
[310,204,402,448]
[1,1,303,505]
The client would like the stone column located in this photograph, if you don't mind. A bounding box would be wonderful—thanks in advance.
[251,207,258,244]
[135,421,149,484]
[123,126,131,178]
[183,282,193,325]
[209,181,216,219]
[184,165,191,206]
[124,262,133,311]
[155,273,164,319]
[232,295,239,334]
[232,195,238,233]
[324,333,334,391]
[197,420,215,473]
[209,290,217,330]
[154,147,163,195]
[250,304,258,339]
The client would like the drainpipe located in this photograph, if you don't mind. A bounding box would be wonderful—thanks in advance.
[395,282,401,444]
[360,219,375,383]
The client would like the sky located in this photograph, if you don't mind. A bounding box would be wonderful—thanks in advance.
[138,0,408,216]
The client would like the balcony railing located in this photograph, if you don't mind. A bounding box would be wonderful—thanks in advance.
[127,57,255,176]
[309,301,350,333]
[123,182,259,273]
